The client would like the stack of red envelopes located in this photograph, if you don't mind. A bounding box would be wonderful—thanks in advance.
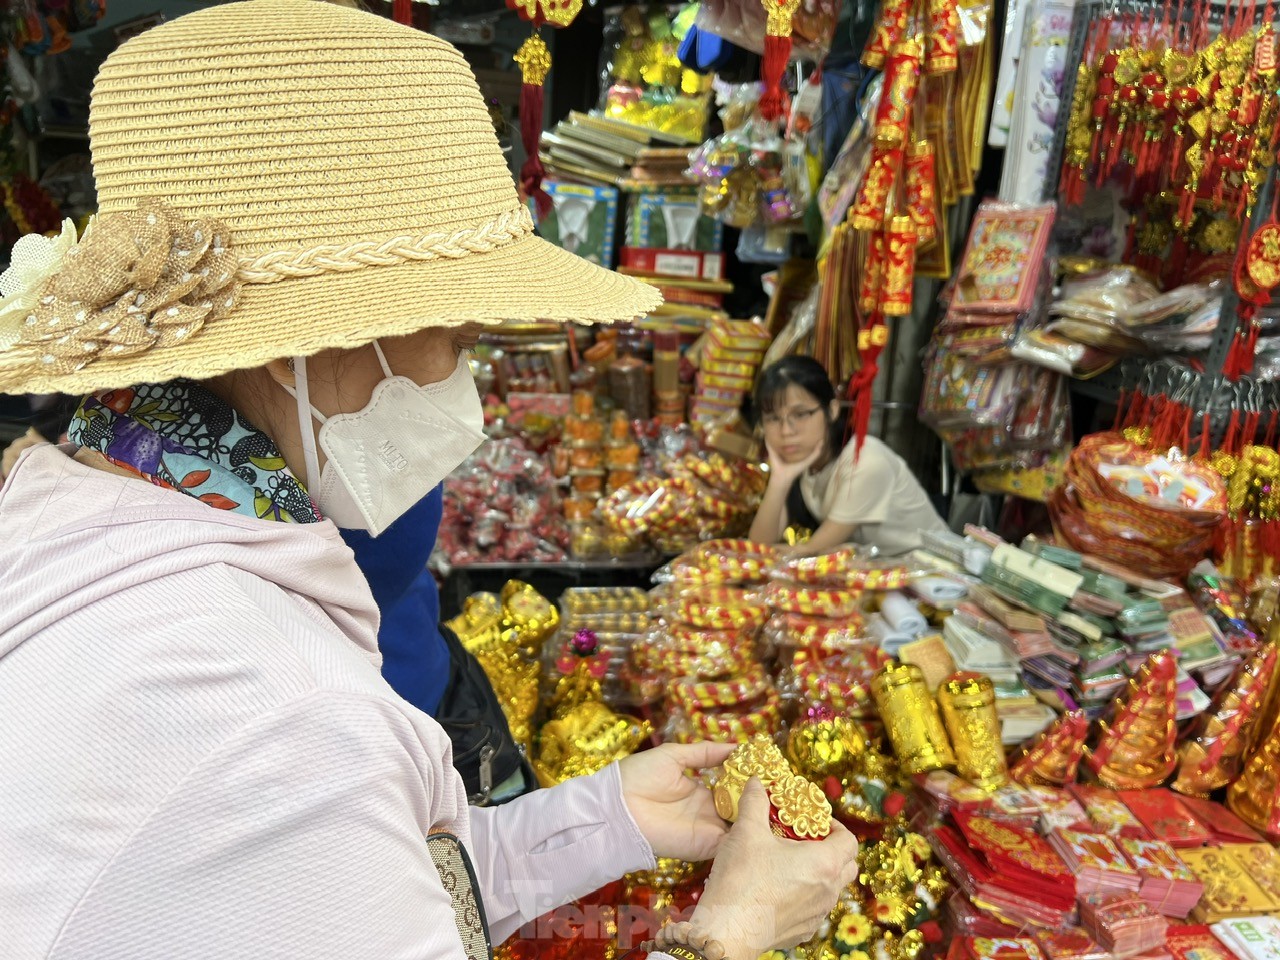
[1117,837,1204,918]
[931,812,1076,928]
[1048,827,1143,897]
[1070,784,1151,836]
[947,937,1048,960]
[1080,893,1169,958]
[1034,928,1109,960]
[1117,790,1212,849]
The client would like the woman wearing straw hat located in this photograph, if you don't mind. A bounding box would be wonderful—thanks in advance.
[0,3,857,958]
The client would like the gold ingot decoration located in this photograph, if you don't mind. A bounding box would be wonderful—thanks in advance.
[1085,651,1178,790]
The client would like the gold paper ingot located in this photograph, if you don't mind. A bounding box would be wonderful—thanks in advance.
[769,774,833,839]
[1009,710,1089,786]
[446,592,503,653]
[713,769,748,820]
[871,661,955,775]
[937,672,1009,791]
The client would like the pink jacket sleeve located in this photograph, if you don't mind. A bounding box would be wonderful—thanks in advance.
[468,762,656,944]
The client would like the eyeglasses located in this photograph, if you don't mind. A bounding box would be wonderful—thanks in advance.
[761,406,822,431]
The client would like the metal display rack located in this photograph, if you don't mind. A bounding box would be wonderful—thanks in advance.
[1041,0,1279,408]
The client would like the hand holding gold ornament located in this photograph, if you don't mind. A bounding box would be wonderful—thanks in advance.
[618,741,738,862]
[688,778,860,960]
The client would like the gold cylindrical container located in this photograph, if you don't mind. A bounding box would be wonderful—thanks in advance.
[871,661,956,775]
[938,672,1009,791]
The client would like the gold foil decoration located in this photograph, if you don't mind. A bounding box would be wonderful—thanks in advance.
[1174,641,1278,797]
[712,734,832,838]
[1009,710,1089,786]
[786,710,868,779]
[1228,707,1280,840]
[1085,650,1179,790]
[871,661,956,775]
[534,700,652,786]
[937,671,1009,791]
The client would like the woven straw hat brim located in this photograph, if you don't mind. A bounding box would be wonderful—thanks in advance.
[11,235,662,396]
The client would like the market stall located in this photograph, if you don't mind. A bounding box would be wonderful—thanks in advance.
[5,0,1280,956]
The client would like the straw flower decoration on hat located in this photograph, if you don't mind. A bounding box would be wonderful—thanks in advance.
[0,0,661,396]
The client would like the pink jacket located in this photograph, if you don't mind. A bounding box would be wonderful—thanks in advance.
[0,445,654,959]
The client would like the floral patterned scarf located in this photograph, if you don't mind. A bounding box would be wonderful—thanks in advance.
[68,380,322,524]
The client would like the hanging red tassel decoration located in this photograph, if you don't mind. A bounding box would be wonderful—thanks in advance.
[1114,389,1129,431]
[514,34,553,219]
[392,0,411,25]
[760,0,802,122]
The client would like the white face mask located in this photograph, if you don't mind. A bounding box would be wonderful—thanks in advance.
[285,342,485,536]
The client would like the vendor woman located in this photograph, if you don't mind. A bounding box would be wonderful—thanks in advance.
[748,356,949,556]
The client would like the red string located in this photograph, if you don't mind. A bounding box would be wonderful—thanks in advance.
[1265,409,1278,447]
[1224,409,1243,455]
[392,0,411,25]
[1245,410,1262,446]
[1114,388,1129,431]
[1198,411,1213,458]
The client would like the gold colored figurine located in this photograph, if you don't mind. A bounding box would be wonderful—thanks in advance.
[937,672,1009,791]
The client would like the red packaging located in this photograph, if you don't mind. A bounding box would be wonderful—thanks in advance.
[1117,790,1212,849]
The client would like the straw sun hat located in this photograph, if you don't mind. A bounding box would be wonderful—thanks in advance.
[0,0,662,396]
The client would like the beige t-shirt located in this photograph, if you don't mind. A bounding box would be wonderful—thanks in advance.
[797,436,949,556]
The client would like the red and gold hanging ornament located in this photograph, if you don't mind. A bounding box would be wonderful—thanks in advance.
[509,0,584,219]
[844,0,957,452]
[925,0,958,73]
[1054,0,1280,288]
[863,0,913,69]
[906,140,938,244]
[1228,157,1280,379]
[759,0,802,122]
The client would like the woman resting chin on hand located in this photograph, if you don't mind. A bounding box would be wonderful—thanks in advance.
[747,356,949,558]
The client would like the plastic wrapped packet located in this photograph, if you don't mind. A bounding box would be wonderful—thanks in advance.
[562,586,650,616]
[656,538,778,585]
[670,666,773,711]
[434,437,572,567]
[599,476,697,538]
[764,611,870,652]
[762,579,862,618]
[776,547,923,591]
[776,647,888,716]
[652,583,770,630]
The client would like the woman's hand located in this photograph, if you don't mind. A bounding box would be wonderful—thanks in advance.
[688,778,860,960]
[617,742,737,862]
[764,440,823,489]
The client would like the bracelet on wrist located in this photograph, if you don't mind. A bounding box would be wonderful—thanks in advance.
[649,920,728,960]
